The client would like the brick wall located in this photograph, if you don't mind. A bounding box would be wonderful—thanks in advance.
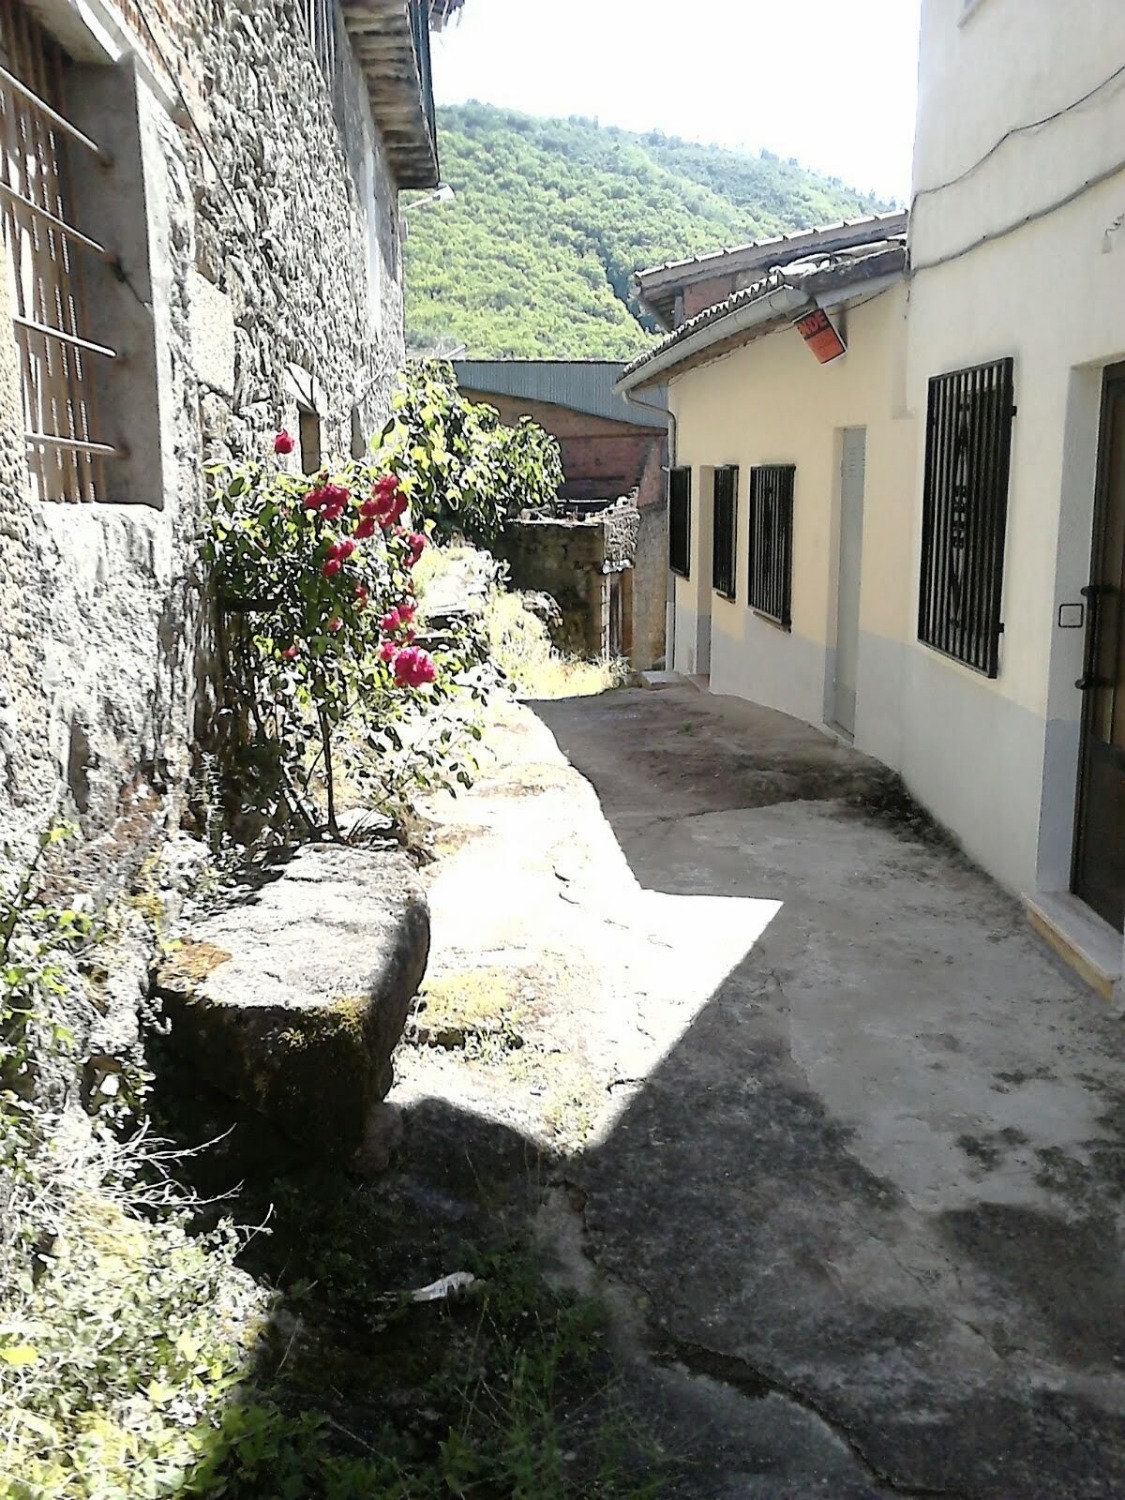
[463,389,664,503]
[464,386,668,668]
[682,274,738,321]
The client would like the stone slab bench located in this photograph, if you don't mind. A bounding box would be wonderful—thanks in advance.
[154,844,429,1159]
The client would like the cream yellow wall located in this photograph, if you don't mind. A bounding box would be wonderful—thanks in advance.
[663,0,1125,903]
[668,286,915,735]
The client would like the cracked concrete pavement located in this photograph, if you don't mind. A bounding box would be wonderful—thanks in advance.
[392,683,1125,1498]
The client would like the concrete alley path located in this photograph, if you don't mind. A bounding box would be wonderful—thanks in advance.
[393,683,1125,1499]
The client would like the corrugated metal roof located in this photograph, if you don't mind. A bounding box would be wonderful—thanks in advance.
[454,360,669,428]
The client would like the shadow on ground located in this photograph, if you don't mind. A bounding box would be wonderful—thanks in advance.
[157,684,1125,1499]
[533,687,1125,1500]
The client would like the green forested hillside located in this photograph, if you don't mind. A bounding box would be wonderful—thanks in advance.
[405,103,895,360]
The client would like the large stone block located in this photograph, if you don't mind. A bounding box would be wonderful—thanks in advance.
[187,270,236,397]
[154,845,429,1158]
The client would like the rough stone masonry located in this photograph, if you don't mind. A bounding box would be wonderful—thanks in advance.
[0,0,405,873]
[0,0,431,1147]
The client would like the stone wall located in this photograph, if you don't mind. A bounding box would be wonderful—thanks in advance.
[0,0,404,873]
[460,387,667,669]
[497,509,640,661]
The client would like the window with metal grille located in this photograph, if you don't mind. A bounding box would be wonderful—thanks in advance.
[302,0,337,85]
[668,465,690,578]
[0,3,117,502]
[747,464,795,628]
[712,464,738,601]
[917,357,1014,678]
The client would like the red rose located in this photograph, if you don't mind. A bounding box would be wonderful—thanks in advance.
[393,645,436,688]
[378,640,397,663]
[398,601,416,623]
[375,474,400,497]
[282,643,299,659]
[273,430,295,455]
[322,557,342,578]
[353,516,376,540]
[407,531,427,557]
[327,538,356,561]
[392,648,415,687]
[303,490,324,510]
[380,609,401,632]
[327,616,343,633]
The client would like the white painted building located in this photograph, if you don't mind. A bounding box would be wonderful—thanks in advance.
[620,0,1125,996]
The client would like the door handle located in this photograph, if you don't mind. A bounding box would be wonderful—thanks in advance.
[1077,582,1115,693]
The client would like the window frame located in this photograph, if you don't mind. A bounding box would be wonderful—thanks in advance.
[747,463,795,630]
[0,5,119,503]
[917,356,1015,679]
[668,465,691,578]
[711,464,738,602]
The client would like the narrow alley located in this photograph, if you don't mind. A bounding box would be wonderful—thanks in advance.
[395,681,1125,1499]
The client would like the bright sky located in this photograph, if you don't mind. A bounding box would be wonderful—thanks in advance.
[432,0,923,203]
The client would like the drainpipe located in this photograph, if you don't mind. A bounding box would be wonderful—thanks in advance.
[622,388,677,671]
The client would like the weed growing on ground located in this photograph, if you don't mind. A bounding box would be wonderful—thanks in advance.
[0,829,267,1500]
[484,588,629,700]
[169,1146,669,1499]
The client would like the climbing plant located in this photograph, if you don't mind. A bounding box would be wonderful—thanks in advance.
[204,435,485,842]
[373,361,563,547]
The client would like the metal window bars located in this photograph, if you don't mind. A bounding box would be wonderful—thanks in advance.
[917,357,1015,678]
[303,0,337,87]
[0,0,119,503]
[668,465,691,578]
[747,464,795,629]
[712,464,738,601]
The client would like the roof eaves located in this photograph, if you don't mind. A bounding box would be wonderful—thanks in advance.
[618,240,907,392]
[635,210,909,295]
[429,0,465,27]
[343,1,440,189]
[617,274,811,393]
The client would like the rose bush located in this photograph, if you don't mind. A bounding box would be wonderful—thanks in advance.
[203,439,485,842]
[373,360,564,547]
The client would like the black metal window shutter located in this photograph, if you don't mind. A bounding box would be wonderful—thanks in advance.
[669,466,691,578]
[918,357,1015,678]
[712,465,738,601]
[747,464,795,629]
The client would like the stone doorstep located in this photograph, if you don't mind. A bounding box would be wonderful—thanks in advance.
[637,670,685,690]
[1023,890,1122,1002]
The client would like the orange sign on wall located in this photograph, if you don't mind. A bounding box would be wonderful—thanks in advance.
[794,307,847,364]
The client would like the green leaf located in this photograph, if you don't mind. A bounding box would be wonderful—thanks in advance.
[1,1343,39,1364]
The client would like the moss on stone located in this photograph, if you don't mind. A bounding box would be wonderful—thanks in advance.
[162,938,233,984]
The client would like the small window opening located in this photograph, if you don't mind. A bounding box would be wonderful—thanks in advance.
[711,464,738,601]
[299,409,322,475]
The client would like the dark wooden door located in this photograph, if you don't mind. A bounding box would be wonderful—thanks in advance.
[1074,368,1125,930]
